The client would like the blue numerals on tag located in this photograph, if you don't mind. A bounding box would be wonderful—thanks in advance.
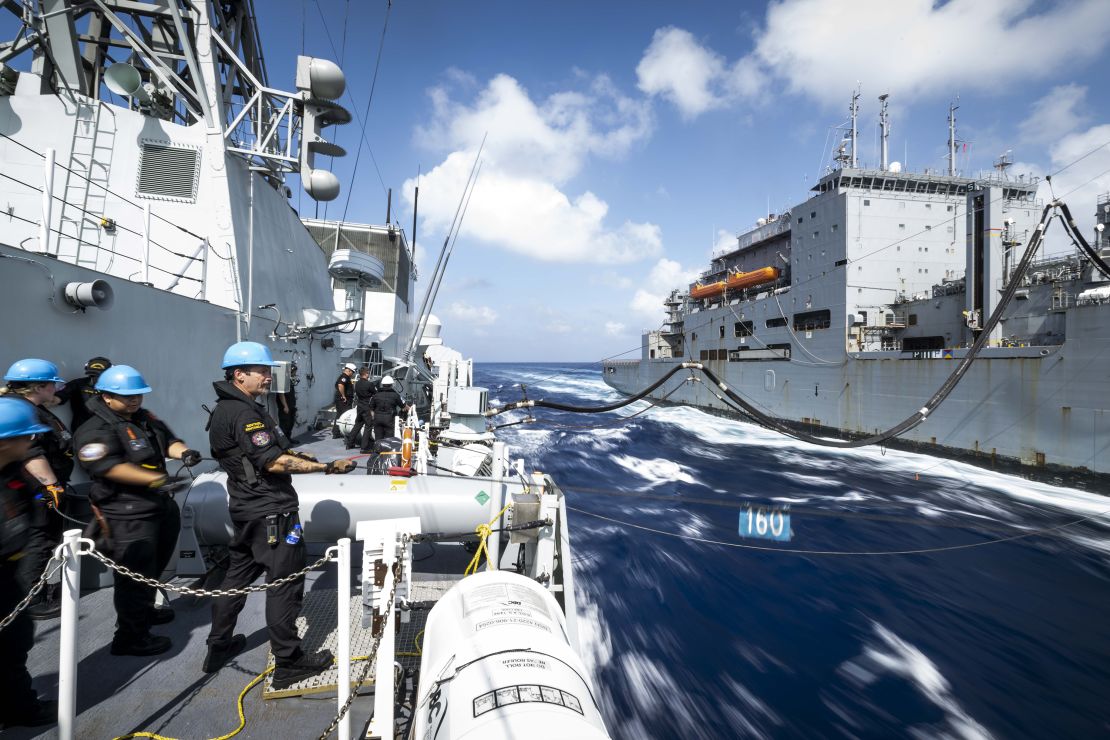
[739,505,792,541]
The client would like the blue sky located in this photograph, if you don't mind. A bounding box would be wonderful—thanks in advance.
[269,1,1106,360]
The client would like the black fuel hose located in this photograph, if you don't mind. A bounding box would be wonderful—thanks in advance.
[1058,201,1110,278]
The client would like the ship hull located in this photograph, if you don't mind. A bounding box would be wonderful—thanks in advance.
[604,305,1110,477]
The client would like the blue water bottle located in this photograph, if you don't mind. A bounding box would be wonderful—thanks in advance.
[285,523,302,545]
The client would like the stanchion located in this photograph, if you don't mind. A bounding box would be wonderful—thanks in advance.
[58,528,83,740]
[337,537,351,740]
[487,441,507,570]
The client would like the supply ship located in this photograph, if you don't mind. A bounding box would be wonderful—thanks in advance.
[0,2,607,738]
[604,93,1110,479]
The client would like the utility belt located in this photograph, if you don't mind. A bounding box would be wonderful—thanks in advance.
[263,512,302,548]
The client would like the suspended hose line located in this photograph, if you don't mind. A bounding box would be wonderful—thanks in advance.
[491,201,1078,451]
[1058,201,1110,279]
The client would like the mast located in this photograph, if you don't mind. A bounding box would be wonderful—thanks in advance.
[850,87,860,168]
[878,93,890,171]
[947,100,959,176]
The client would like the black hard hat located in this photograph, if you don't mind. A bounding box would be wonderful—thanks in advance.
[84,356,112,375]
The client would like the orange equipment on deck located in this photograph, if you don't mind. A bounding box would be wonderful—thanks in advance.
[689,266,780,300]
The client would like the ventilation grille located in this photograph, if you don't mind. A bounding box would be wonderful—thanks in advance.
[136,142,200,201]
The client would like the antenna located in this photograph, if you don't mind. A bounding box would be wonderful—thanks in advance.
[947,98,960,176]
[878,93,890,171]
[994,150,1013,178]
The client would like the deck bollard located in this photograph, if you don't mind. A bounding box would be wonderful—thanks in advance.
[58,528,83,740]
[337,537,351,740]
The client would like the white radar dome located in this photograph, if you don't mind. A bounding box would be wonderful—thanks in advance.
[889,161,903,173]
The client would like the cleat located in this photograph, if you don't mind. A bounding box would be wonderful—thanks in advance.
[202,634,247,673]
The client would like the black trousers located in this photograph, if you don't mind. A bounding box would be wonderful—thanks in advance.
[347,407,372,450]
[208,515,306,663]
[373,421,393,447]
[14,500,63,600]
[0,561,39,724]
[105,502,181,641]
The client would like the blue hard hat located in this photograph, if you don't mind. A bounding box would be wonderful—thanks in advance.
[4,358,64,384]
[94,365,152,395]
[0,397,51,438]
[221,341,275,369]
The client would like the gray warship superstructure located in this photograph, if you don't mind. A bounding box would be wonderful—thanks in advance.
[604,95,1110,478]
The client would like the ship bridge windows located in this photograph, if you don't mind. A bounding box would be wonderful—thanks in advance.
[734,320,753,337]
[792,309,831,331]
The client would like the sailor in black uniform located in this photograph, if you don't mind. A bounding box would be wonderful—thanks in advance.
[369,375,409,445]
[332,363,356,438]
[57,355,111,432]
[1,358,73,619]
[204,342,355,687]
[0,397,57,730]
[346,366,376,452]
[73,365,200,656]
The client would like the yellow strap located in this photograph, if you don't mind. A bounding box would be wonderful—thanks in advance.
[464,502,512,576]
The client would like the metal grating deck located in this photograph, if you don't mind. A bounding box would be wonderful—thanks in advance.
[262,575,463,699]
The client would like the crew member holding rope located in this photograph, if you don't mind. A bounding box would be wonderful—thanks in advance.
[204,342,355,687]
[0,397,56,730]
[1,358,73,620]
[73,365,200,657]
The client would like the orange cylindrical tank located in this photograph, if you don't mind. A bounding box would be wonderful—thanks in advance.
[725,266,780,291]
[689,280,727,300]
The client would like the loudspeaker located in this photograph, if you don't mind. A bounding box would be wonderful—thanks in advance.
[64,280,114,310]
[103,63,150,103]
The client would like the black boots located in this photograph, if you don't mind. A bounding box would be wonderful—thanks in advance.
[202,633,247,673]
[271,649,334,690]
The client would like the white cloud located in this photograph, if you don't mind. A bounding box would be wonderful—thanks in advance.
[406,73,659,264]
[711,228,738,258]
[1043,124,1110,237]
[1018,84,1089,145]
[630,258,701,321]
[604,321,626,336]
[640,1,1110,116]
[637,27,729,119]
[446,301,498,326]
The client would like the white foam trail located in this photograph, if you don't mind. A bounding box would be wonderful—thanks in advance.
[840,622,994,740]
[611,454,698,488]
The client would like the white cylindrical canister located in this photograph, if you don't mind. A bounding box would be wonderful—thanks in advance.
[414,570,610,740]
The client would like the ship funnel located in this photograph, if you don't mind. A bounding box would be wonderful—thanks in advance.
[104,63,150,103]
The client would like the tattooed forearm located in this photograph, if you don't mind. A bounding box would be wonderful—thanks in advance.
[265,454,326,474]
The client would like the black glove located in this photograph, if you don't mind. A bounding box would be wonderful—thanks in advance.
[149,475,190,495]
[289,449,318,462]
[180,449,202,467]
[325,459,357,475]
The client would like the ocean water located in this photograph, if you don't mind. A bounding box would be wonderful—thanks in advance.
[474,362,1110,740]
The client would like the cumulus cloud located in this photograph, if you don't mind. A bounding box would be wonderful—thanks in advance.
[639,1,1110,115]
[405,73,661,264]
[446,301,498,326]
[711,228,738,258]
[604,321,626,336]
[1018,84,1090,146]
[630,258,701,321]
[1043,124,1110,237]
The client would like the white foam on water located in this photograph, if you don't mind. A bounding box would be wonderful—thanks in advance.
[839,622,994,740]
[611,454,698,487]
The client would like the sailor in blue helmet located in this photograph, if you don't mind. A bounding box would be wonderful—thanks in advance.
[0,397,57,729]
[72,365,202,657]
[204,341,355,686]
[1,358,74,620]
